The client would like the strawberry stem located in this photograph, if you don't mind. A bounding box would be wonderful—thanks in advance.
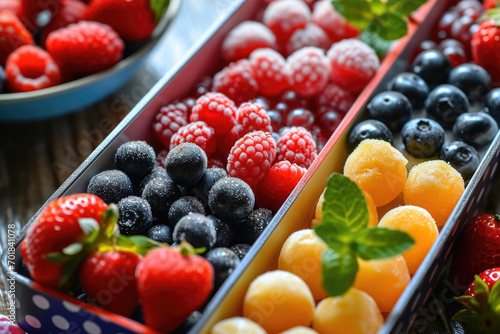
[495,214,500,222]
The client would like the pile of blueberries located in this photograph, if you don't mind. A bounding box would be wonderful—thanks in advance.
[348,49,499,180]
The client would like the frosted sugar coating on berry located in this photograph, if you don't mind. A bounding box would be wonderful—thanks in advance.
[235,102,273,137]
[285,23,331,56]
[190,92,237,135]
[249,48,289,96]
[312,1,359,43]
[170,121,216,156]
[222,21,277,63]
[277,127,317,168]
[213,59,259,107]
[152,104,188,148]
[263,0,311,42]
[286,46,330,98]
[316,82,355,114]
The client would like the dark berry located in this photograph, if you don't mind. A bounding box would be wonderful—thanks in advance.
[453,112,498,148]
[0,66,5,93]
[280,90,307,109]
[439,141,480,180]
[366,91,412,131]
[236,208,273,245]
[455,1,483,19]
[114,141,156,182]
[138,166,169,195]
[182,97,196,115]
[440,43,468,68]
[168,196,206,229]
[319,111,341,137]
[208,177,255,223]
[418,40,437,54]
[286,108,315,129]
[412,50,452,88]
[425,84,469,128]
[205,248,240,290]
[401,118,445,158]
[437,39,465,52]
[142,178,181,220]
[117,196,153,236]
[449,64,491,104]
[450,15,475,47]
[173,213,216,250]
[208,215,232,248]
[254,96,271,110]
[387,72,429,109]
[348,119,393,146]
[267,110,283,132]
[275,102,289,118]
[87,170,133,204]
[230,244,251,260]
[193,76,212,98]
[436,10,457,41]
[191,167,228,207]
[147,224,173,244]
[172,311,202,334]
[165,143,207,187]
[485,88,500,123]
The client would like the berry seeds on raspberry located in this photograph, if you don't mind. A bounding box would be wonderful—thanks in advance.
[234,102,273,138]
[213,59,259,107]
[0,10,34,66]
[152,103,189,148]
[170,121,216,157]
[262,0,311,42]
[190,92,237,136]
[276,127,317,168]
[249,48,289,96]
[316,82,355,115]
[286,46,330,97]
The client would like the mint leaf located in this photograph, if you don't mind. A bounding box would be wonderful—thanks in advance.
[332,0,374,30]
[386,0,427,16]
[314,221,351,248]
[359,28,393,58]
[368,0,386,16]
[322,173,369,233]
[372,13,408,40]
[353,227,414,260]
[322,247,358,296]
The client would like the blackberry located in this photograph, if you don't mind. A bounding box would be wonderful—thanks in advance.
[401,118,445,159]
[147,224,173,244]
[348,119,393,147]
[117,196,153,236]
[448,63,491,104]
[168,196,206,229]
[191,167,228,206]
[439,141,480,180]
[387,72,429,109]
[87,169,133,204]
[230,244,251,260]
[366,91,413,132]
[236,208,274,244]
[412,49,452,88]
[115,141,156,182]
[208,215,232,248]
[453,112,498,148]
[165,143,207,187]
[425,84,469,129]
[208,177,255,223]
[172,311,202,334]
[205,248,240,290]
[142,178,181,220]
[138,166,169,195]
[173,213,216,250]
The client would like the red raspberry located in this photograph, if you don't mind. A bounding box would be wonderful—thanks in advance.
[0,10,34,66]
[6,45,61,92]
[41,0,87,46]
[263,0,311,42]
[216,127,240,160]
[221,21,278,63]
[234,102,273,137]
[316,83,355,115]
[213,59,259,107]
[327,39,379,94]
[255,160,306,211]
[265,0,316,9]
[484,0,498,10]
[152,103,189,148]
[155,149,168,168]
[249,48,289,96]
[0,0,21,19]
[286,46,330,97]
[285,23,331,56]
[312,1,359,43]
[276,127,317,168]
[190,92,237,136]
[208,158,224,169]
[46,21,124,78]
[227,131,277,187]
[170,121,216,157]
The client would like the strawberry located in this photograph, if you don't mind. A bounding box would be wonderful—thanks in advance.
[0,10,34,66]
[0,315,25,334]
[471,13,500,85]
[84,0,170,41]
[136,242,213,332]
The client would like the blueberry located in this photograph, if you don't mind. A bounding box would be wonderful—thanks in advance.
[173,213,216,250]
[87,170,133,204]
[138,167,169,195]
[448,64,490,104]
[115,141,156,182]
[287,108,315,129]
[205,248,240,290]
[439,141,480,180]
[348,120,393,147]
[0,66,5,93]
[165,143,207,187]
[387,72,429,109]
[142,178,181,220]
[236,208,274,245]
[208,177,255,223]
[168,196,206,229]
[230,244,251,260]
[208,215,232,248]
[117,196,153,236]
[366,91,412,131]
[412,50,452,88]
[254,96,271,110]
[425,84,469,129]
[401,118,445,159]
[147,224,173,244]
[172,311,202,333]
[484,88,500,123]
[453,112,498,148]
[191,167,228,207]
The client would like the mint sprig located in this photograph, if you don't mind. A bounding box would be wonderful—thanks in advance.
[314,173,414,297]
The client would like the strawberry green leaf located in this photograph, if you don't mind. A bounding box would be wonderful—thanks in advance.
[314,221,351,248]
[386,0,428,17]
[331,0,374,30]
[59,252,86,292]
[44,252,71,264]
[474,275,490,306]
[453,308,479,324]
[480,8,500,25]
[489,279,500,310]
[129,235,164,248]
[372,12,408,41]
[78,218,99,235]
[116,235,135,248]
[150,0,170,22]
[62,243,83,256]
[353,227,414,260]
[322,246,359,297]
[456,295,480,310]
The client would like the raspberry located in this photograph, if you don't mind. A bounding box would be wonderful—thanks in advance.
[263,0,311,42]
[286,46,330,97]
[0,0,21,19]
[41,0,87,46]
[46,21,124,78]
[327,39,379,94]
[0,10,34,66]
[234,102,273,138]
[208,158,224,169]
[227,131,277,187]
[221,21,278,63]
[249,48,289,96]
[312,1,359,43]
[190,92,237,136]
[276,127,317,168]
[265,0,315,9]
[155,149,168,168]
[216,127,240,160]
[170,121,216,157]
[285,23,331,56]
[255,160,306,211]
[316,82,355,115]
[152,103,189,148]
[6,45,61,92]
[213,59,259,107]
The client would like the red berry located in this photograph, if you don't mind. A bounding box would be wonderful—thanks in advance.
[276,127,317,168]
[152,103,189,148]
[221,21,278,63]
[280,90,308,109]
[46,21,124,77]
[455,0,483,21]
[484,0,499,10]
[319,110,342,136]
[213,59,259,107]
[316,82,355,115]
[41,0,87,46]
[0,315,25,334]
[465,268,500,298]
[263,0,311,42]
[436,10,458,41]
[0,10,33,66]
[21,0,62,30]
[327,39,379,94]
[227,131,277,187]
[155,149,168,168]
[249,48,289,96]
[285,22,331,56]
[6,45,61,92]
[471,19,500,85]
[190,92,237,136]
[286,108,315,129]
[170,121,216,156]
[451,15,475,48]
[208,158,224,169]
[286,46,330,97]
[191,75,213,98]
[234,102,273,137]
[312,0,359,43]
[0,0,21,19]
